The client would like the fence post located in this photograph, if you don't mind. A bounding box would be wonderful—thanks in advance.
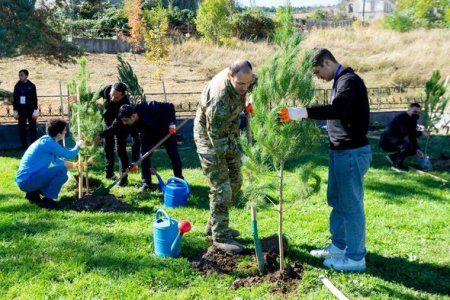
[377,87,381,110]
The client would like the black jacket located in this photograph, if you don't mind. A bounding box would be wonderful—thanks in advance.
[380,112,422,150]
[13,80,38,114]
[134,100,176,139]
[101,85,131,126]
[307,67,369,150]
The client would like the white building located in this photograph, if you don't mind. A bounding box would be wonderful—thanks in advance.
[345,0,396,21]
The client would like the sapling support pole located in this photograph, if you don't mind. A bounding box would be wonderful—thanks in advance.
[162,80,168,102]
[76,86,83,199]
[319,275,349,300]
[278,162,285,272]
[59,80,65,147]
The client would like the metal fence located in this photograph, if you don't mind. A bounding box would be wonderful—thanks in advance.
[0,86,426,124]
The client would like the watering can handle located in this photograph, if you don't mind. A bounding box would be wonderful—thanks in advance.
[155,209,171,222]
[167,177,190,195]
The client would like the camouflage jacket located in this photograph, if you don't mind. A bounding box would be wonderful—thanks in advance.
[194,68,247,156]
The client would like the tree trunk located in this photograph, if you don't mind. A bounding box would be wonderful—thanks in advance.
[278,161,285,272]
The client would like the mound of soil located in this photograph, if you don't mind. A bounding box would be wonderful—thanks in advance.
[190,235,303,293]
[69,194,131,212]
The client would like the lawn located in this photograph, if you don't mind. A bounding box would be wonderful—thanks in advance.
[0,132,449,299]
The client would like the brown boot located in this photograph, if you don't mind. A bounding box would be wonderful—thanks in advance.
[213,239,243,255]
[204,221,240,238]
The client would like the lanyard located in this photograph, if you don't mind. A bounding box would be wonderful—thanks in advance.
[330,64,342,103]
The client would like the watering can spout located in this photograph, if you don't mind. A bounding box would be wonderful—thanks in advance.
[170,220,192,256]
[155,172,166,192]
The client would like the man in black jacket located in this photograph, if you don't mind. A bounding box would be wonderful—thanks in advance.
[279,48,372,272]
[13,69,38,149]
[118,101,183,192]
[96,82,139,186]
[379,103,428,170]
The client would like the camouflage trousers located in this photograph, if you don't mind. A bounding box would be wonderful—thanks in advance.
[198,149,243,242]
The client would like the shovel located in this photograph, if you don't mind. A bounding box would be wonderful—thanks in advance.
[245,110,266,274]
[93,118,191,196]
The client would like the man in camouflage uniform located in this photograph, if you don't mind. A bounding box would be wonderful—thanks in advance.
[194,60,255,254]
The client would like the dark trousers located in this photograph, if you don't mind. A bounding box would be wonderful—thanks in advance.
[18,110,37,148]
[379,135,415,164]
[104,131,129,175]
[141,134,183,184]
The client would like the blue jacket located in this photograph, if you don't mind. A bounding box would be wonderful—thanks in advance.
[15,135,79,183]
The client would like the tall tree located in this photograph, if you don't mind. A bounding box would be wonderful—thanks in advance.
[122,0,145,54]
[195,0,235,44]
[241,5,321,272]
[0,0,81,63]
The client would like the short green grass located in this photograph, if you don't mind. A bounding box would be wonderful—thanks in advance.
[0,133,449,299]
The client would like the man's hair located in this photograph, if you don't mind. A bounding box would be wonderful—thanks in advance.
[118,104,136,119]
[409,102,421,109]
[229,60,253,76]
[46,118,67,137]
[19,69,29,76]
[112,82,127,94]
[312,48,337,67]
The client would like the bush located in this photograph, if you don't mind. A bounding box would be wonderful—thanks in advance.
[384,10,416,31]
[231,9,274,40]
[195,0,234,44]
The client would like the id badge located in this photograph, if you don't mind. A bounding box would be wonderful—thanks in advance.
[20,96,26,104]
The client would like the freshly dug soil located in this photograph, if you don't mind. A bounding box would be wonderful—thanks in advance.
[68,194,131,212]
[190,235,303,293]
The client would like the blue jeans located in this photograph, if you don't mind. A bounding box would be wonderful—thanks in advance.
[327,145,372,260]
[17,165,68,200]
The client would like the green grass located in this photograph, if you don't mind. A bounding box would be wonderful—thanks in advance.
[0,133,449,299]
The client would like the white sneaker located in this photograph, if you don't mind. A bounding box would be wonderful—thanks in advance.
[323,257,366,272]
[310,244,346,258]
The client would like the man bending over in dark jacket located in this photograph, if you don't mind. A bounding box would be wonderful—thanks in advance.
[118,101,183,192]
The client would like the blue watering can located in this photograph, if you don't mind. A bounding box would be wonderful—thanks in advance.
[152,169,190,208]
[152,209,191,258]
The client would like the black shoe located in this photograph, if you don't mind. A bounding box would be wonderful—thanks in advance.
[38,197,58,210]
[105,173,117,180]
[137,183,157,193]
[25,191,41,204]
[117,176,128,187]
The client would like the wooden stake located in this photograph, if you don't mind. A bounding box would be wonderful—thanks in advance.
[59,80,65,147]
[77,85,83,199]
[319,275,349,300]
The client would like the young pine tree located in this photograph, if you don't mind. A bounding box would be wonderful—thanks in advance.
[69,57,103,196]
[422,70,449,155]
[241,6,321,272]
[117,55,145,105]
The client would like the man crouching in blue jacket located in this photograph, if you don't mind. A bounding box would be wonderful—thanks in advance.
[15,118,85,209]
[118,101,184,192]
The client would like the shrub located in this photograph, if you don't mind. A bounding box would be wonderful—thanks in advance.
[231,9,274,40]
[384,9,416,31]
[195,0,234,44]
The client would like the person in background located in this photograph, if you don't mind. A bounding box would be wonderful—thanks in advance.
[279,48,372,271]
[95,82,139,187]
[13,69,38,150]
[379,102,429,170]
[118,101,183,193]
[15,118,84,209]
[194,60,255,255]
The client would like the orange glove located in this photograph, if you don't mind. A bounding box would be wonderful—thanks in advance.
[129,164,138,173]
[244,103,254,116]
[13,110,19,120]
[169,124,176,135]
[31,109,39,120]
[72,162,84,171]
[279,107,307,123]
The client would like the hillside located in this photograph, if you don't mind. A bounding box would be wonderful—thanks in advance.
[0,27,449,97]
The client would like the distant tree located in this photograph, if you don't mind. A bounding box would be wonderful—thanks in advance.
[0,0,82,63]
[231,8,275,40]
[117,55,145,105]
[121,0,145,54]
[195,0,235,44]
[391,0,449,28]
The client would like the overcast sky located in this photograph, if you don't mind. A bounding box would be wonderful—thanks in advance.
[237,0,341,7]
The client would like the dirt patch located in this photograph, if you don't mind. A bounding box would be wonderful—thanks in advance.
[190,235,303,293]
[65,194,131,212]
